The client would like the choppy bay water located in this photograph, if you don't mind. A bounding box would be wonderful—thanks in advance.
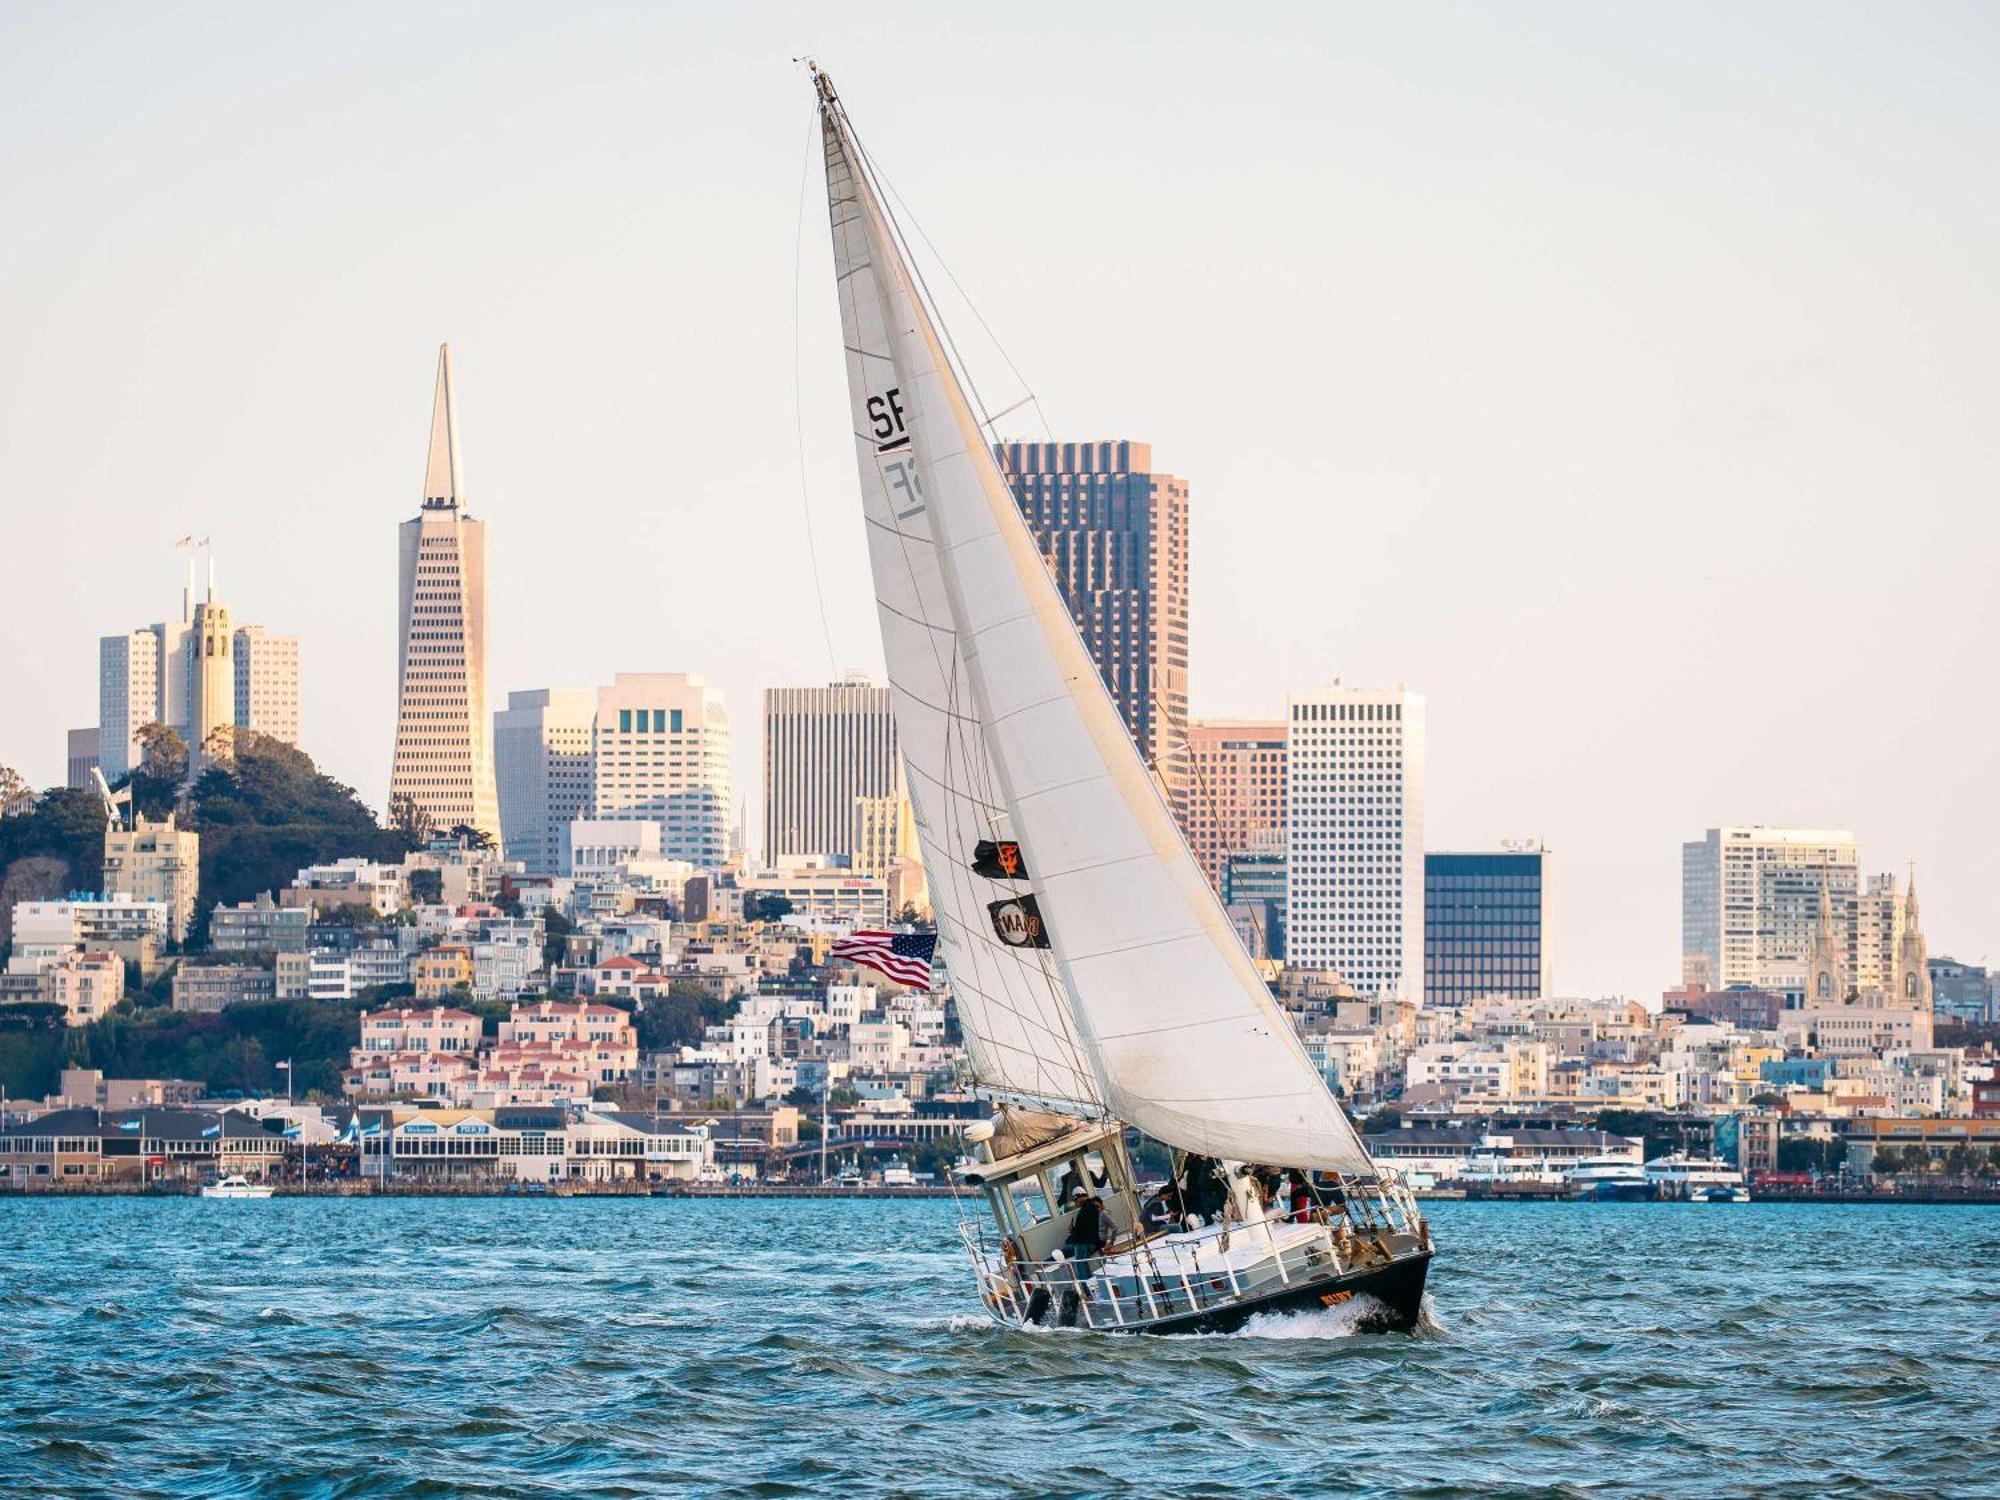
[1,1197,1995,1498]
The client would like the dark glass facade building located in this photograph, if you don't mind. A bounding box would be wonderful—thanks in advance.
[1423,849,1549,1007]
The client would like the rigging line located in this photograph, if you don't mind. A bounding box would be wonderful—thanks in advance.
[1141,681,1345,1104]
[837,140,1089,1110]
[864,151,1051,443]
[1162,690,1275,965]
[873,308,1100,1098]
[928,564,1093,1106]
[830,100,1100,1112]
[793,97,840,677]
[846,123,1028,462]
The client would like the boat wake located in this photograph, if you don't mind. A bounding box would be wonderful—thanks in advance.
[1233,1295,1394,1341]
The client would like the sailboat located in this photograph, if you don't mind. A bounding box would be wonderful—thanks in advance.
[811,66,1433,1333]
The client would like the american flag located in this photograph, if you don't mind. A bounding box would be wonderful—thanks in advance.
[830,928,937,989]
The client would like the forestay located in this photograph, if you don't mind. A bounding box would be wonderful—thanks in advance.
[816,73,1375,1176]
[820,96,1101,1118]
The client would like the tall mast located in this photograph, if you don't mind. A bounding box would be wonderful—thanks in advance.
[815,68,1374,1174]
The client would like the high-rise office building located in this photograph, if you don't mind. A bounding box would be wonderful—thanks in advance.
[1284,686,1425,1000]
[1184,719,1286,893]
[761,677,900,867]
[1681,827,1859,990]
[99,629,164,779]
[494,689,596,875]
[590,673,731,868]
[995,440,1190,820]
[233,625,301,746]
[1423,846,1551,1007]
[390,345,498,838]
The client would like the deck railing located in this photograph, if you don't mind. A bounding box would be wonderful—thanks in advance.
[962,1173,1428,1330]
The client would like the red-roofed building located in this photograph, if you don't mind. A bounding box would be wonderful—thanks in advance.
[346,999,634,1103]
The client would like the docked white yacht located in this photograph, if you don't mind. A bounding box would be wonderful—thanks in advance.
[808,65,1432,1334]
[1643,1153,1746,1200]
[199,1174,275,1200]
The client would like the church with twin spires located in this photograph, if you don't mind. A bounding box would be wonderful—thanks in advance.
[1796,873,1934,1056]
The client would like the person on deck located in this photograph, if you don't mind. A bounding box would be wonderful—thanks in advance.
[1063,1188,1111,1277]
[1286,1169,1314,1223]
[1181,1156,1226,1224]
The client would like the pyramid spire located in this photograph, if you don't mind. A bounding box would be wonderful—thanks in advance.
[422,343,465,507]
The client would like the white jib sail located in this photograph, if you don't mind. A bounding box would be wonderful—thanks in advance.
[822,102,1101,1118]
[817,76,1375,1176]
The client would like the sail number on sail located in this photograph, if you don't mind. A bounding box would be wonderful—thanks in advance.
[869,386,925,518]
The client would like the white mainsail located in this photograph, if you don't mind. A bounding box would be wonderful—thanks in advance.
[817,74,1375,1176]
[822,92,1101,1118]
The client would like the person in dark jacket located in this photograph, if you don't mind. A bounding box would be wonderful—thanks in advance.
[1063,1190,1111,1276]
[1181,1156,1227,1224]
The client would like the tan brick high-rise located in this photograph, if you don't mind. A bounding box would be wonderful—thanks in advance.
[1184,719,1286,893]
[995,441,1189,821]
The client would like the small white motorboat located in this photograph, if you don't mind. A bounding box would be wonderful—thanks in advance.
[200,1174,275,1199]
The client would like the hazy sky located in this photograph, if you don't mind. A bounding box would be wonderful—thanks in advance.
[3,2,1996,997]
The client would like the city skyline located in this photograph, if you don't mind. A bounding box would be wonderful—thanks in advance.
[3,6,1998,995]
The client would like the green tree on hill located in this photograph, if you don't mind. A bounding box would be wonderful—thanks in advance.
[184,733,406,918]
[0,766,30,814]
[602,982,730,1052]
[121,723,191,819]
[0,1004,70,1098]
[0,787,109,889]
[387,794,434,852]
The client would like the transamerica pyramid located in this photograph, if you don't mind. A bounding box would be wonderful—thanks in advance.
[389,344,499,841]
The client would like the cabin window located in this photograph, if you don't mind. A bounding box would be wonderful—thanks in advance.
[1053,1151,1113,1203]
[1008,1177,1052,1225]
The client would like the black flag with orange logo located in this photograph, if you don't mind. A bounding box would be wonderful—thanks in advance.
[971,839,1030,881]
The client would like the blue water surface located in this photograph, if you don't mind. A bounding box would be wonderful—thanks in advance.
[0,1197,1994,1498]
